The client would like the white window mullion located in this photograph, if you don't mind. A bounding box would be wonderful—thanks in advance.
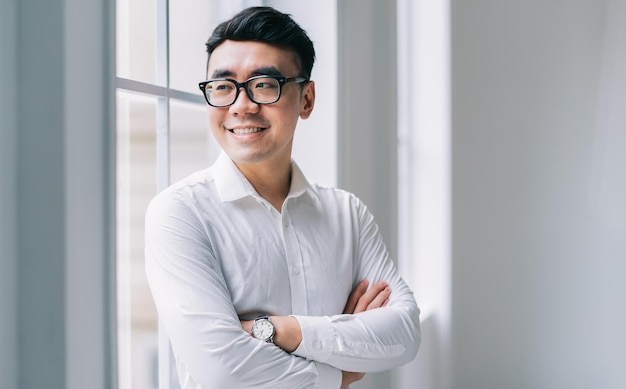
[155,0,178,388]
[156,97,171,192]
[396,0,415,284]
[156,0,171,192]
[156,93,177,389]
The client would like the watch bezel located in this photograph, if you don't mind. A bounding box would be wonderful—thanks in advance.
[251,315,275,343]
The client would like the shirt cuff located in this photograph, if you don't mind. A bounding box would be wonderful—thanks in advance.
[313,361,342,389]
[290,315,335,363]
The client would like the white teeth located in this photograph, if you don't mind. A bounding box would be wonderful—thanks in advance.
[232,127,263,135]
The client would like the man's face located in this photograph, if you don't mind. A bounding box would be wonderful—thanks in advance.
[206,40,315,167]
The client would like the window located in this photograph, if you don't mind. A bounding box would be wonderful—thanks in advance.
[396,0,451,387]
[397,0,451,316]
[115,0,221,387]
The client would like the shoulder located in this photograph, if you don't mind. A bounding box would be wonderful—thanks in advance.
[308,183,368,214]
[147,167,217,217]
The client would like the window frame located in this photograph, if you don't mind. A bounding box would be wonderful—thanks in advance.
[114,0,207,387]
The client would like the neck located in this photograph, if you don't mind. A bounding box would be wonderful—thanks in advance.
[236,160,292,212]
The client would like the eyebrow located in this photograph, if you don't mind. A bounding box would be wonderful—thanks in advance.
[210,66,284,79]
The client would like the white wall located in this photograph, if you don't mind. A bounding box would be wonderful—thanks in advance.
[337,0,398,256]
[337,1,398,388]
[268,0,338,187]
[0,0,17,388]
[451,1,626,388]
[12,0,67,386]
[1,1,114,388]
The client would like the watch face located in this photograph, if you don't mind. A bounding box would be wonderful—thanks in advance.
[252,318,274,340]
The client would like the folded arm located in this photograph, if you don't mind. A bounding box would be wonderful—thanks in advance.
[240,280,392,387]
[240,279,392,354]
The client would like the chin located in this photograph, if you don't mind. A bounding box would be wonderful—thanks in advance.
[227,150,269,166]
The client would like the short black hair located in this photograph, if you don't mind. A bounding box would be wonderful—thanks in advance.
[205,6,316,79]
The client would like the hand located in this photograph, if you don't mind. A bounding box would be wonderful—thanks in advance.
[240,319,253,335]
[340,280,391,385]
[343,280,391,314]
[341,371,365,387]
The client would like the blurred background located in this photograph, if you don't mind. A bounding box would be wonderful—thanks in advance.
[1,0,625,389]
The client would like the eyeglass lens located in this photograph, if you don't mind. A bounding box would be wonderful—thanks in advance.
[204,77,281,107]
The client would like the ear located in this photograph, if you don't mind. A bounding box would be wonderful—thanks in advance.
[299,81,316,119]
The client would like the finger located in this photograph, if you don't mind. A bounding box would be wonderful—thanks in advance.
[354,281,388,313]
[343,280,368,314]
[366,286,391,310]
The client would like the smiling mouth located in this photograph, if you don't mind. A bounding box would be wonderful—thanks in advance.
[229,127,266,136]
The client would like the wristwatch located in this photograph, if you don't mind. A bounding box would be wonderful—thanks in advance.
[251,315,275,343]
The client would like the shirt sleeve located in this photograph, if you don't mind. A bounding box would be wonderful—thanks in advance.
[291,197,421,372]
[144,192,342,389]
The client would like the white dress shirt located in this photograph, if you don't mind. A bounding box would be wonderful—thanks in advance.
[145,152,421,389]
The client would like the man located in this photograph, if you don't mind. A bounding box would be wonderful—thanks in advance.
[145,6,420,388]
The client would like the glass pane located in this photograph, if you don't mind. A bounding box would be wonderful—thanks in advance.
[169,1,216,93]
[116,91,159,389]
[170,100,219,182]
[117,0,157,84]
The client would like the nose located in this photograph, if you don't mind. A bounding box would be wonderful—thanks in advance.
[230,86,259,115]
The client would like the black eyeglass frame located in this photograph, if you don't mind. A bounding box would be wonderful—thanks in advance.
[198,75,309,107]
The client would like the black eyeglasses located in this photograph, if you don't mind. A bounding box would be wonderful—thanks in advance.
[198,75,308,107]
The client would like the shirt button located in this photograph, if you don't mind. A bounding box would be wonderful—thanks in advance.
[291,266,300,275]
[313,340,323,349]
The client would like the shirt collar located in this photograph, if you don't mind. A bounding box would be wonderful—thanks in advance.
[213,151,318,203]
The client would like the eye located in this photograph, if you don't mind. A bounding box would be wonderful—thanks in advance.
[214,83,233,91]
[252,79,279,89]
[207,80,235,94]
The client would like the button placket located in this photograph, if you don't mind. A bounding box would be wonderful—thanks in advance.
[281,208,308,314]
